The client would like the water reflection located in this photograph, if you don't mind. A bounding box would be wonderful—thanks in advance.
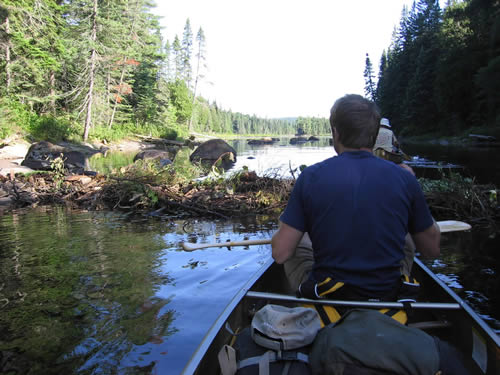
[424,229,500,332]
[228,137,335,177]
[0,207,276,374]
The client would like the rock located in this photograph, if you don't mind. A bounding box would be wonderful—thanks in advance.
[0,160,33,177]
[247,137,276,145]
[134,149,175,162]
[189,139,237,168]
[133,149,176,167]
[289,137,308,145]
[21,141,88,174]
[0,140,30,163]
[0,196,13,207]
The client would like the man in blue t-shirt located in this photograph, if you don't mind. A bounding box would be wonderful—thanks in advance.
[272,94,440,300]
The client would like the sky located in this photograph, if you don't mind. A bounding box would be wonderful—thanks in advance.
[153,0,418,119]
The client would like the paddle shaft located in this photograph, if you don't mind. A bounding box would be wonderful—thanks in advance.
[181,220,471,251]
[246,291,461,310]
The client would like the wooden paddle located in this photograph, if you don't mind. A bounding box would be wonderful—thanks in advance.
[181,220,471,251]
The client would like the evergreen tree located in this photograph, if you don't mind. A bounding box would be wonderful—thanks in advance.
[189,27,206,131]
[363,53,377,101]
[172,35,182,80]
[181,18,193,86]
[0,0,65,112]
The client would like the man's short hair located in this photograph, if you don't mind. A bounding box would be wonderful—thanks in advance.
[329,94,381,149]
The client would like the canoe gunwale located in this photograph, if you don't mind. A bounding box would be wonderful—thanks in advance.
[181,257,275,375]
[413,257,500,348]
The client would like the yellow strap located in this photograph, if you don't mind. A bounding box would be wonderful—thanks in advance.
[319,281,345,297]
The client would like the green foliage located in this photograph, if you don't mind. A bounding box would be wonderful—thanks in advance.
[0,96,33,138]
[375,0,500,136]
[29,115,75,142]
[89,124,132,142]
[50,154,66,189]
[168,79,192,124]
[171,148,204,182]
[419,171,497,222]
[419,171,475,194]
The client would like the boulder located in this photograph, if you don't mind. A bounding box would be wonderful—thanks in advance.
[21,141,87,174]
[0,160,33,177]
[247,137,277,145]
[133,149,177,166]
[189,139,237,168]
[289,137,308,145]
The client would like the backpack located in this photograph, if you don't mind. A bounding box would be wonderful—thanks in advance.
[218,304,321,375]
[309,309,441,375]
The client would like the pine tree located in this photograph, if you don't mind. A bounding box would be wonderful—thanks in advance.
[363,53,377,101]
[181,18,193,86]
[189,27,207,131]
[172,35,182,80]
[0,0,65,112]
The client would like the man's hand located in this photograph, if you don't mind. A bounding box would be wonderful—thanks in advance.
[412,220,440,258]
[271,221,304,264]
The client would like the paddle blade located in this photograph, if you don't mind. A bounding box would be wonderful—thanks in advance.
[437,220,471,233]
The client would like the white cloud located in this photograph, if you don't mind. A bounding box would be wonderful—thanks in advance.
[154,0,417,118]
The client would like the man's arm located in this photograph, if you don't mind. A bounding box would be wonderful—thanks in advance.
[272,221,304,264]
[411,220,441,258]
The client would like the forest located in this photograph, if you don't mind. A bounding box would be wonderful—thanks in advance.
[364,0,500,138]
[0,0,330,142]
[0,0,498,143]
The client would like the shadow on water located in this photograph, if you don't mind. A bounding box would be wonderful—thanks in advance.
[403,142,500,186]
[0,207,277,374]
[423,229,500,333]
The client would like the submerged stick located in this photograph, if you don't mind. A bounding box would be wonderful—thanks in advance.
[181,220,471,251]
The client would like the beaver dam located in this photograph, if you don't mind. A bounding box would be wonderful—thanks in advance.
[1,160,498,229]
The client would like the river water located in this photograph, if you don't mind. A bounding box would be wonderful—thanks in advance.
[0,138,498,374]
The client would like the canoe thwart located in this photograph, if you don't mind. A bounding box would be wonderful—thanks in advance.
[245,291,462,310]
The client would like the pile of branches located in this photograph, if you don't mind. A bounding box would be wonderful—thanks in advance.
[0,173,108,208]
[96,170,294,219]
[1,168,498,226]
[421,175,499,228]
[0,170,294,219]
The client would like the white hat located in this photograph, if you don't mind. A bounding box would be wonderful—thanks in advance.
[251,304,321,350]
[380,118,391,127]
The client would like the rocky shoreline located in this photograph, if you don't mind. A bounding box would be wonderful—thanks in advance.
[0,135,282,217]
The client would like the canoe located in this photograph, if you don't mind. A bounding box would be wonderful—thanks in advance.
[181,256,500,375]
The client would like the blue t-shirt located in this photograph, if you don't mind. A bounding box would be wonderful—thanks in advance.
[280,151,433,295]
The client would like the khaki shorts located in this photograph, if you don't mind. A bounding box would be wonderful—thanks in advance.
[283,233,314,292]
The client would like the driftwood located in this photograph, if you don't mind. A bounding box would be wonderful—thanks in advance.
[133,134,185,147]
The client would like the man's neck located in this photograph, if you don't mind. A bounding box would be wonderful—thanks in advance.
[338,147,373,154]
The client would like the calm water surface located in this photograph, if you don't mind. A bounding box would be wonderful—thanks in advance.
[0,207,276,374]
[1,139,499,374]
